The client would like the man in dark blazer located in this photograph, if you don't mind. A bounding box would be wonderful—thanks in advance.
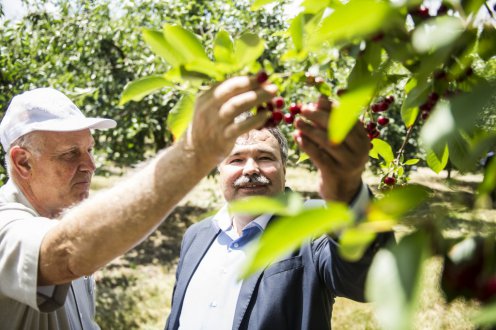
[165,96,393,330]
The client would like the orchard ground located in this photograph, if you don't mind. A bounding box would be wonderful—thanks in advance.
[90,166,494,329]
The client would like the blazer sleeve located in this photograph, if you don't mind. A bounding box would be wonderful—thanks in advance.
[313,231,394,302]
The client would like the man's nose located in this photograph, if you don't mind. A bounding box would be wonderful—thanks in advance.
[80,151,96,173]
[242,158,260,176]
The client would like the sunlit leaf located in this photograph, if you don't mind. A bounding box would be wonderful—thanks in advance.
[289,13,304,52]
[368,185,430,222]
[166,93,195,139]
[401,78,429,127]
[184,59,225,81]
[163,24,209,64]
[250,0,278,10]
[479,154,496,195]
[461,0,486,15]
[301,0,332,13]
[339,227,376,261]
[214,30,235,63]
[228,192,304,216]
[370,138,394,164]
[366,231,428,330]
[308,0,395,48]
[473,301,496,326]
[297,152,310,163]
[329,81,375,144]
[142,28,181,67]
[242,203,354,277]
[233,33,265,69]
[412,16,464,53]
[404,159,419,166]
[119,75,173,106]
[425,145,449,174]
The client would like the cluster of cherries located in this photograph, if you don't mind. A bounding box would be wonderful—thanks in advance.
[364,95,394,141]
[256,71,302,128]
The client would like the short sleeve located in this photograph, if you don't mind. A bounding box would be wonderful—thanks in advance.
[0,209,59,310]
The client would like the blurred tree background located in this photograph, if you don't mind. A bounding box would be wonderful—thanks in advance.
[0,0,287,179]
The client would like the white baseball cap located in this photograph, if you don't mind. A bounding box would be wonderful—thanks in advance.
[0,87,117,151]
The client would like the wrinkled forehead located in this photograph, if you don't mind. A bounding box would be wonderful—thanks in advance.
[235,129,277,146]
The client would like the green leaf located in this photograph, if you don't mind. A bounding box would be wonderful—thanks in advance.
[479,155,496,195]
[142,28,181,67]
[368,185,430,223]
[425,144,449,174]
[166,93,195,139]
[301,0,332,13]
[184,59,225,81]
[403,159,419,166]
[163,24,209,64]
[412,16,464,53]
[339,228,376,261]
[250,0,278,10]
[473,300,496,326]
[366,231,428,330]
[119,75,173,106]
[308,0,394,48]
[297,152,310,163]
[289,13,305,52]
[370,138,394,164]
[242,203,354,277]
[401,78,429,127]
[233,33,265,69]
[329,81,375,144]
[214,30,235,63]
[477,28,496,60]
[228,192,304,217]
[461,0,486,15]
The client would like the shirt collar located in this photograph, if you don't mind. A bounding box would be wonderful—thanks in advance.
[0,179,39,215]
[213,204,273,233]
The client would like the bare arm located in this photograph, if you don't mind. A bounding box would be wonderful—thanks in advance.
[38,76,277,285]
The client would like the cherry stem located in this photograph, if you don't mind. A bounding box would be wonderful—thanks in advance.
[395,123,415,165]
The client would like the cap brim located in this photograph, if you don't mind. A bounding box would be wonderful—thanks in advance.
[31,117,117,133]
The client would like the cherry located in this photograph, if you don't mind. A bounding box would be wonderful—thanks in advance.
[271,110,283,123]
[428,92,440,103]
[421,110,430,120]
[437,4,449,15]
[336,88,347,96]
[434,70,448,81]
[478,276,496,303]
[256,70,269,84]
[371,101,388,112]
[289,103,301,116]
[384,176,396,185]
[371,32,385,42]
[419,102,433,112]
[367,129,380,140]
[415,5,430,17]
[264,118,277,128]
[283,113,294,124]
[266,101,274,112]
[377,116,390,126]
[273,96,285,109]
[366,122,377,132]
[385,95,395,105]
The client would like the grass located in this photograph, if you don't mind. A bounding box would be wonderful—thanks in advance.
[92,167,493,329]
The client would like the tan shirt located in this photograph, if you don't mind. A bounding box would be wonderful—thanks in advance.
[0,180,99,330]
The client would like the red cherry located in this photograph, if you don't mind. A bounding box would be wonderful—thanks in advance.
[421,110,430,120]
[371,32,385,42]
[283,113,294,124]
[384,176,396,185]
[337,88,347,96]
[273,97,285,109]
[366,122,377,132]
[368,129,380,140]
[305,74,316,86]
[264,118,277,128]
[428,92,440,103]
[419,102,433,112]
[289,103,301,116]
[257,105,267,112]
[256,70,268,84]
[271,110,283,123]
[385,95,395,105]
[377,116,389,126]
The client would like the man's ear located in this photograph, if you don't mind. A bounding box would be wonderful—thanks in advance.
[10,146,32,178]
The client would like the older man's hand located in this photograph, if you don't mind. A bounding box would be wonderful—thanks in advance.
[293,95,370,203]
[183,76,277,166]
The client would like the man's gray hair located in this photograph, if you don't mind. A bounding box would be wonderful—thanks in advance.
[265,127,288,165]
[5,133,40,176]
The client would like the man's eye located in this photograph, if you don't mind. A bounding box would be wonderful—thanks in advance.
[61,150,79,160]
[229,159,243,164]
[259,156,273,161]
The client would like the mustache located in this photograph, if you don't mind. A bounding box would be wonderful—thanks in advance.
[233,174,270,188]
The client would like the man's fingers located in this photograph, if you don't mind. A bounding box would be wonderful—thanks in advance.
[293,132,334,169]
[300,104,330,130]
[294,117,329,148]
[224,111,271,139]
[219,85,277,122]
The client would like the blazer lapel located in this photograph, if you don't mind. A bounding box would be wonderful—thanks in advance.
[232,268,264,330]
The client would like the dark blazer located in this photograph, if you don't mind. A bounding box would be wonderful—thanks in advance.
[165,216,392,330]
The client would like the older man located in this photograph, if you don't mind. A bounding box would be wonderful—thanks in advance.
[165,96,393,330]
[0,76,277,330]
